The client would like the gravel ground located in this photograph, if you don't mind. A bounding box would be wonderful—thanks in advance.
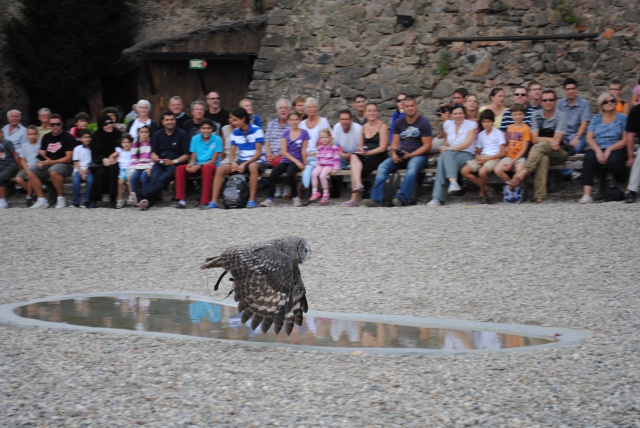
[1,182,639,427]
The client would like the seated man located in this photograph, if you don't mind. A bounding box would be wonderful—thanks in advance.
[625,103,640,203]
[509,90,568,203]
[174,119,223,209]
[332,110,361,168]
[26,114,75,209]
[205,107,265,209]
[0,129,21,208]
[138,111,190,210]
[362,97,432,207]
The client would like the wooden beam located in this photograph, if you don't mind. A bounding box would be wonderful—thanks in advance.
[439,33,598,43]
[141,52,257,61]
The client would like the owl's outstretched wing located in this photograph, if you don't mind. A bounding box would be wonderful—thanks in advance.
[223,245,307,335]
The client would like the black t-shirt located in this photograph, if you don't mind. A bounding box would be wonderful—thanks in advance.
[40,131,75,162]
[175,113,192,129]
[182,119,203,138]
[204,109,230,131]
[625,105,640,134]
[151,127,190,160]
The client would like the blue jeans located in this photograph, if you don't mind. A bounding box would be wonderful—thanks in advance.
[130,169,150,196]
[561,135,586,176]
[72,171,93,205]
[302,157,317,188]
[140,163,177,204]
[370,155,428,204]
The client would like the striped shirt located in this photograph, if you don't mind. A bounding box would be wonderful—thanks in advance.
[231,124,265,163]
[499,106,534,132]
[264,118,290,155]
[130,139,153,170]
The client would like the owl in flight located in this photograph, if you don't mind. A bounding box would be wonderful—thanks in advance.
[201,236,311,335]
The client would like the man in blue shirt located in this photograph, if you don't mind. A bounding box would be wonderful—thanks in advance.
[138,112,190,210]
[362,96,432,207]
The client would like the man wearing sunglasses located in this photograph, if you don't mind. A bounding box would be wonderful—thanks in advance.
[500,86,534,132]
[26,114,75,208]
[509,90,568,203]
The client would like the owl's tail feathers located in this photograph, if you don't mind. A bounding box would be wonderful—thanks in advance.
[200,256,223,270]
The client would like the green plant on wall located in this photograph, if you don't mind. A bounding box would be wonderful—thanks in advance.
[437,50,451,78]
[553,0,585,27]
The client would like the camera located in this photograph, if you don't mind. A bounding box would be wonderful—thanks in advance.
[395,148,405,158]
[435,103,452,115]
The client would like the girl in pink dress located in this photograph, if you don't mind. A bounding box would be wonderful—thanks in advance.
[309,128,341,205]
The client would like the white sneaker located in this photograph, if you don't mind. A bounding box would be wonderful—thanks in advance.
[0,199,8,209]
[579,195,593,204]
[292,196,302,207]
[274,184,283,198]
[427,198,442,207]
[447,182,461,195]
[282,185,292,199]
[260,198,275,207]
[55,196,66,208]
[30,198,49,209]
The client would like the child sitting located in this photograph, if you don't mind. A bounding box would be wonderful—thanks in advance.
[128,125,153,205]
[14,125,41,206]
[494,104,531,203]
[71,130,94,208]
[260,111,309,207]
[309,128,341,205]
[109,134,134,209]
[69,112,90,139]
[205,107,265,209]
[460,109,506,204]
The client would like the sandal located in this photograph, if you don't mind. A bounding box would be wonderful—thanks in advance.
[352,184,364,194]
[341,200,359,207]
[535,198,544,204]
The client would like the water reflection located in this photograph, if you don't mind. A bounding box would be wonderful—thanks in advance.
[15,296,555,350]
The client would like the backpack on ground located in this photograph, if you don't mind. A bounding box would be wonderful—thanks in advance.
[223,173,249,209]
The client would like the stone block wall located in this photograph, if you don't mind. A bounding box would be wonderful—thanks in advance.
[248,0,640,123]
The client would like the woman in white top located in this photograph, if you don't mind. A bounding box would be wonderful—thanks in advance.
[126,100,157,142]
[299,97,330,190]
[427,104,478,206]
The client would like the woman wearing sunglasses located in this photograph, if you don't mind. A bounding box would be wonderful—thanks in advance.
[579,92,628,204]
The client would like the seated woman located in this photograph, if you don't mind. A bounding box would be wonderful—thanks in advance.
[479,87,507,129]
[579,91,628,204]
[205,107,265,209]
[342,102,388,207]
[427,103,478,207]
[89,115,122,208]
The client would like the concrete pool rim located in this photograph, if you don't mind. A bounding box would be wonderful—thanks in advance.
[0,291,591,356]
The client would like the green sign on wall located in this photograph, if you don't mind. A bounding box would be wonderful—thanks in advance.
[189,59,207,69]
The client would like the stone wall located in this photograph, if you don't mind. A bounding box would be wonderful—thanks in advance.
[248,0,640,123]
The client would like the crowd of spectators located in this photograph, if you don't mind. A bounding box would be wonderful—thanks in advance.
[1,78,638,210]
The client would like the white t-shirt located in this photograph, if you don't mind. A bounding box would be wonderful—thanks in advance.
[72,145,92,173]
[332,122,362,153]
[443,119,477,154]
[476,128,506,156]
[116,147,133,169]
[300,117,331,155]
[128,118,153,142]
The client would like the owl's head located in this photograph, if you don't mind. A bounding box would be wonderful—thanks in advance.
[297,238,311,263]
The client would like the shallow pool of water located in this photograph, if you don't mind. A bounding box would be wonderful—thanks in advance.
[12,294,559,352]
